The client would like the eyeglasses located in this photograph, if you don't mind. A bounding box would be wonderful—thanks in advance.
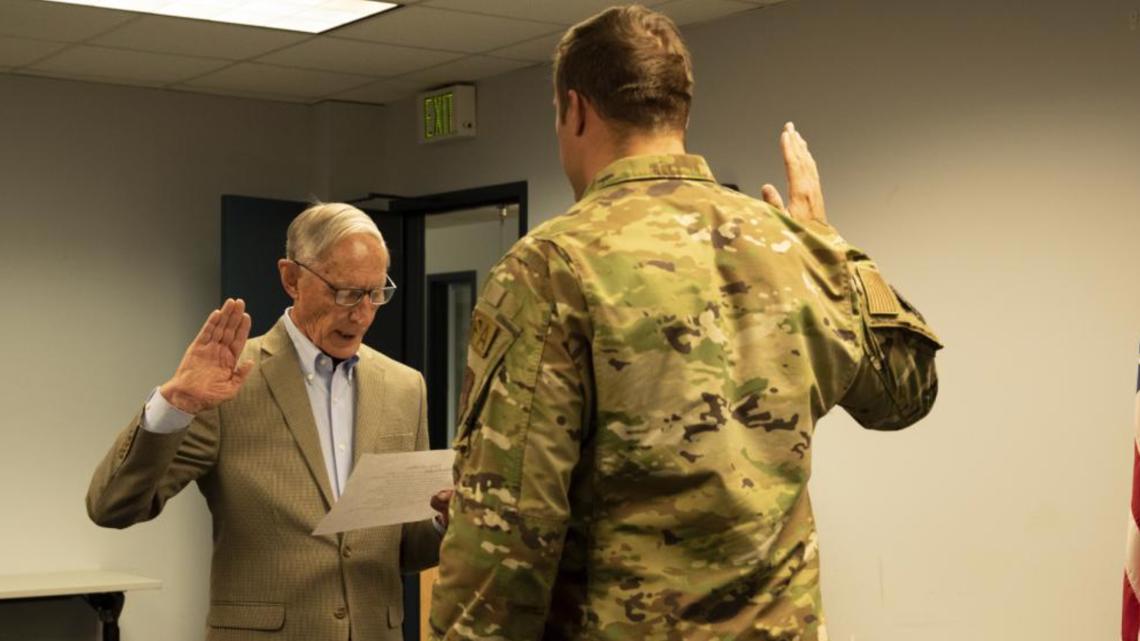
[293,260,396,307]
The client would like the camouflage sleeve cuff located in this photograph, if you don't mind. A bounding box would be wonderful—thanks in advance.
[430,491,568,641]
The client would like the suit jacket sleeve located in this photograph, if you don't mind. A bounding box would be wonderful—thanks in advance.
[400,371,444,573]
[86,406,220,528]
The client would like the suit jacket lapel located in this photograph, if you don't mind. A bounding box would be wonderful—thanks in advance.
[353,350,387,464]
[260,320,335,510]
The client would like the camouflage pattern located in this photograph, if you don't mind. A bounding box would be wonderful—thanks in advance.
[429,154,941,641]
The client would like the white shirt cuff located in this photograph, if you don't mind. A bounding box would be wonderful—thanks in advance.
[142,387,194,434]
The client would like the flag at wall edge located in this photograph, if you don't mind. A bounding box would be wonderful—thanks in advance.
[1121,344,1140,641]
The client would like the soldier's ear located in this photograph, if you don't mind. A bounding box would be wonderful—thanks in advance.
[567,90,587,137]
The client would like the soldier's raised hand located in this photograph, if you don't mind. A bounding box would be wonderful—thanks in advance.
[761,122,829,226]
[158,298,254,415]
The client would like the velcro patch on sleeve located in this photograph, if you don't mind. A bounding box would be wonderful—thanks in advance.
[483,280,508,308]
[856,265,903,317]
[470,309,501,358]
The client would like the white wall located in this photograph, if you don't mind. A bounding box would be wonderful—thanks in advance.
[0,74,384,640]
[425,206,520,294]
[376,1,1140,640]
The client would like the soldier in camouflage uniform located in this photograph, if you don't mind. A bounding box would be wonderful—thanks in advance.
[429,5,941,641]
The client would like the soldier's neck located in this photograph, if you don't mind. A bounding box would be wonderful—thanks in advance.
[574,130,687,200]
[590,134,687,179]
[615,131,686,159]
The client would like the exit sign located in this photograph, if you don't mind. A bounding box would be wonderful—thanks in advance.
[418,85,476,144]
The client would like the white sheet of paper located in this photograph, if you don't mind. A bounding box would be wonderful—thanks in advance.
[313,449,455,536]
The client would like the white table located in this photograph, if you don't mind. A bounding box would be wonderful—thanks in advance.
[0,570,161,640]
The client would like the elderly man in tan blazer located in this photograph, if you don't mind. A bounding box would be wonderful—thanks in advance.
[87,203,445,641]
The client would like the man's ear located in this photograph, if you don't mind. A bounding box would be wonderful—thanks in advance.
[566,89,588,137]
[278,259,299,300]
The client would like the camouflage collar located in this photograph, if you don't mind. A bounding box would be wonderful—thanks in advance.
[580,154,717,200]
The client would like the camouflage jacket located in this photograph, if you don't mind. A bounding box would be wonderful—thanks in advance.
[429,154,941,641]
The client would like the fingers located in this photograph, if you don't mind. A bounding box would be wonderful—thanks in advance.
[760,184,785,211]
[780,127,805,200]
[783,123,809,201]
[193,299,252,353]
[778,125,806,222]
[229,312,251,356]
[204,298,236,344]
[430,489,452,528]
[431,489,453,507]
[219,299,246,347]
[788,123,821,183]
[223,298,251,356]
[778,121,827,224]
[194,308,223,346]
[792,126,820,182]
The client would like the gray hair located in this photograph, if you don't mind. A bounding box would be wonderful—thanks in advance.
[285,202,387,265]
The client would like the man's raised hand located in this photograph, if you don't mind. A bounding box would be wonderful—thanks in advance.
[159,298,254,415]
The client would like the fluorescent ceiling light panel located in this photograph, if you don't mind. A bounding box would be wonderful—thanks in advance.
[42,0,399,34]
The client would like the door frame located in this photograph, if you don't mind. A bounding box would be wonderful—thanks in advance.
[425,270,479,451]
[392,180,528,376]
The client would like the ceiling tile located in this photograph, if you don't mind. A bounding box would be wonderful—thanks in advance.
[395,55,532,88]
[421,0,670,26]
[0,0,136,42]
[0,0,792,105]
[257,36,462,77]
[29,45,230,85]
[655,0,757,27]
[0,36,68,68]
[180,62,375,100]
[488,31,561,63]
[329,77,424,104]
[16,68,163,88]
[332,6,559,54]
[172,85,311,104]
[90,15,308,60]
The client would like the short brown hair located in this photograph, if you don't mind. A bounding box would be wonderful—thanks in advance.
[554,5,693,134]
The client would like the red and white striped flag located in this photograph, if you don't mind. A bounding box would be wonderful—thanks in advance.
[1123,348,1140,641]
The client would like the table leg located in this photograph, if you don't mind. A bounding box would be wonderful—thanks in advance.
[84,592,125,641]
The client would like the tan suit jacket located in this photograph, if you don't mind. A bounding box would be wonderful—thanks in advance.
[87,319,441,641]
